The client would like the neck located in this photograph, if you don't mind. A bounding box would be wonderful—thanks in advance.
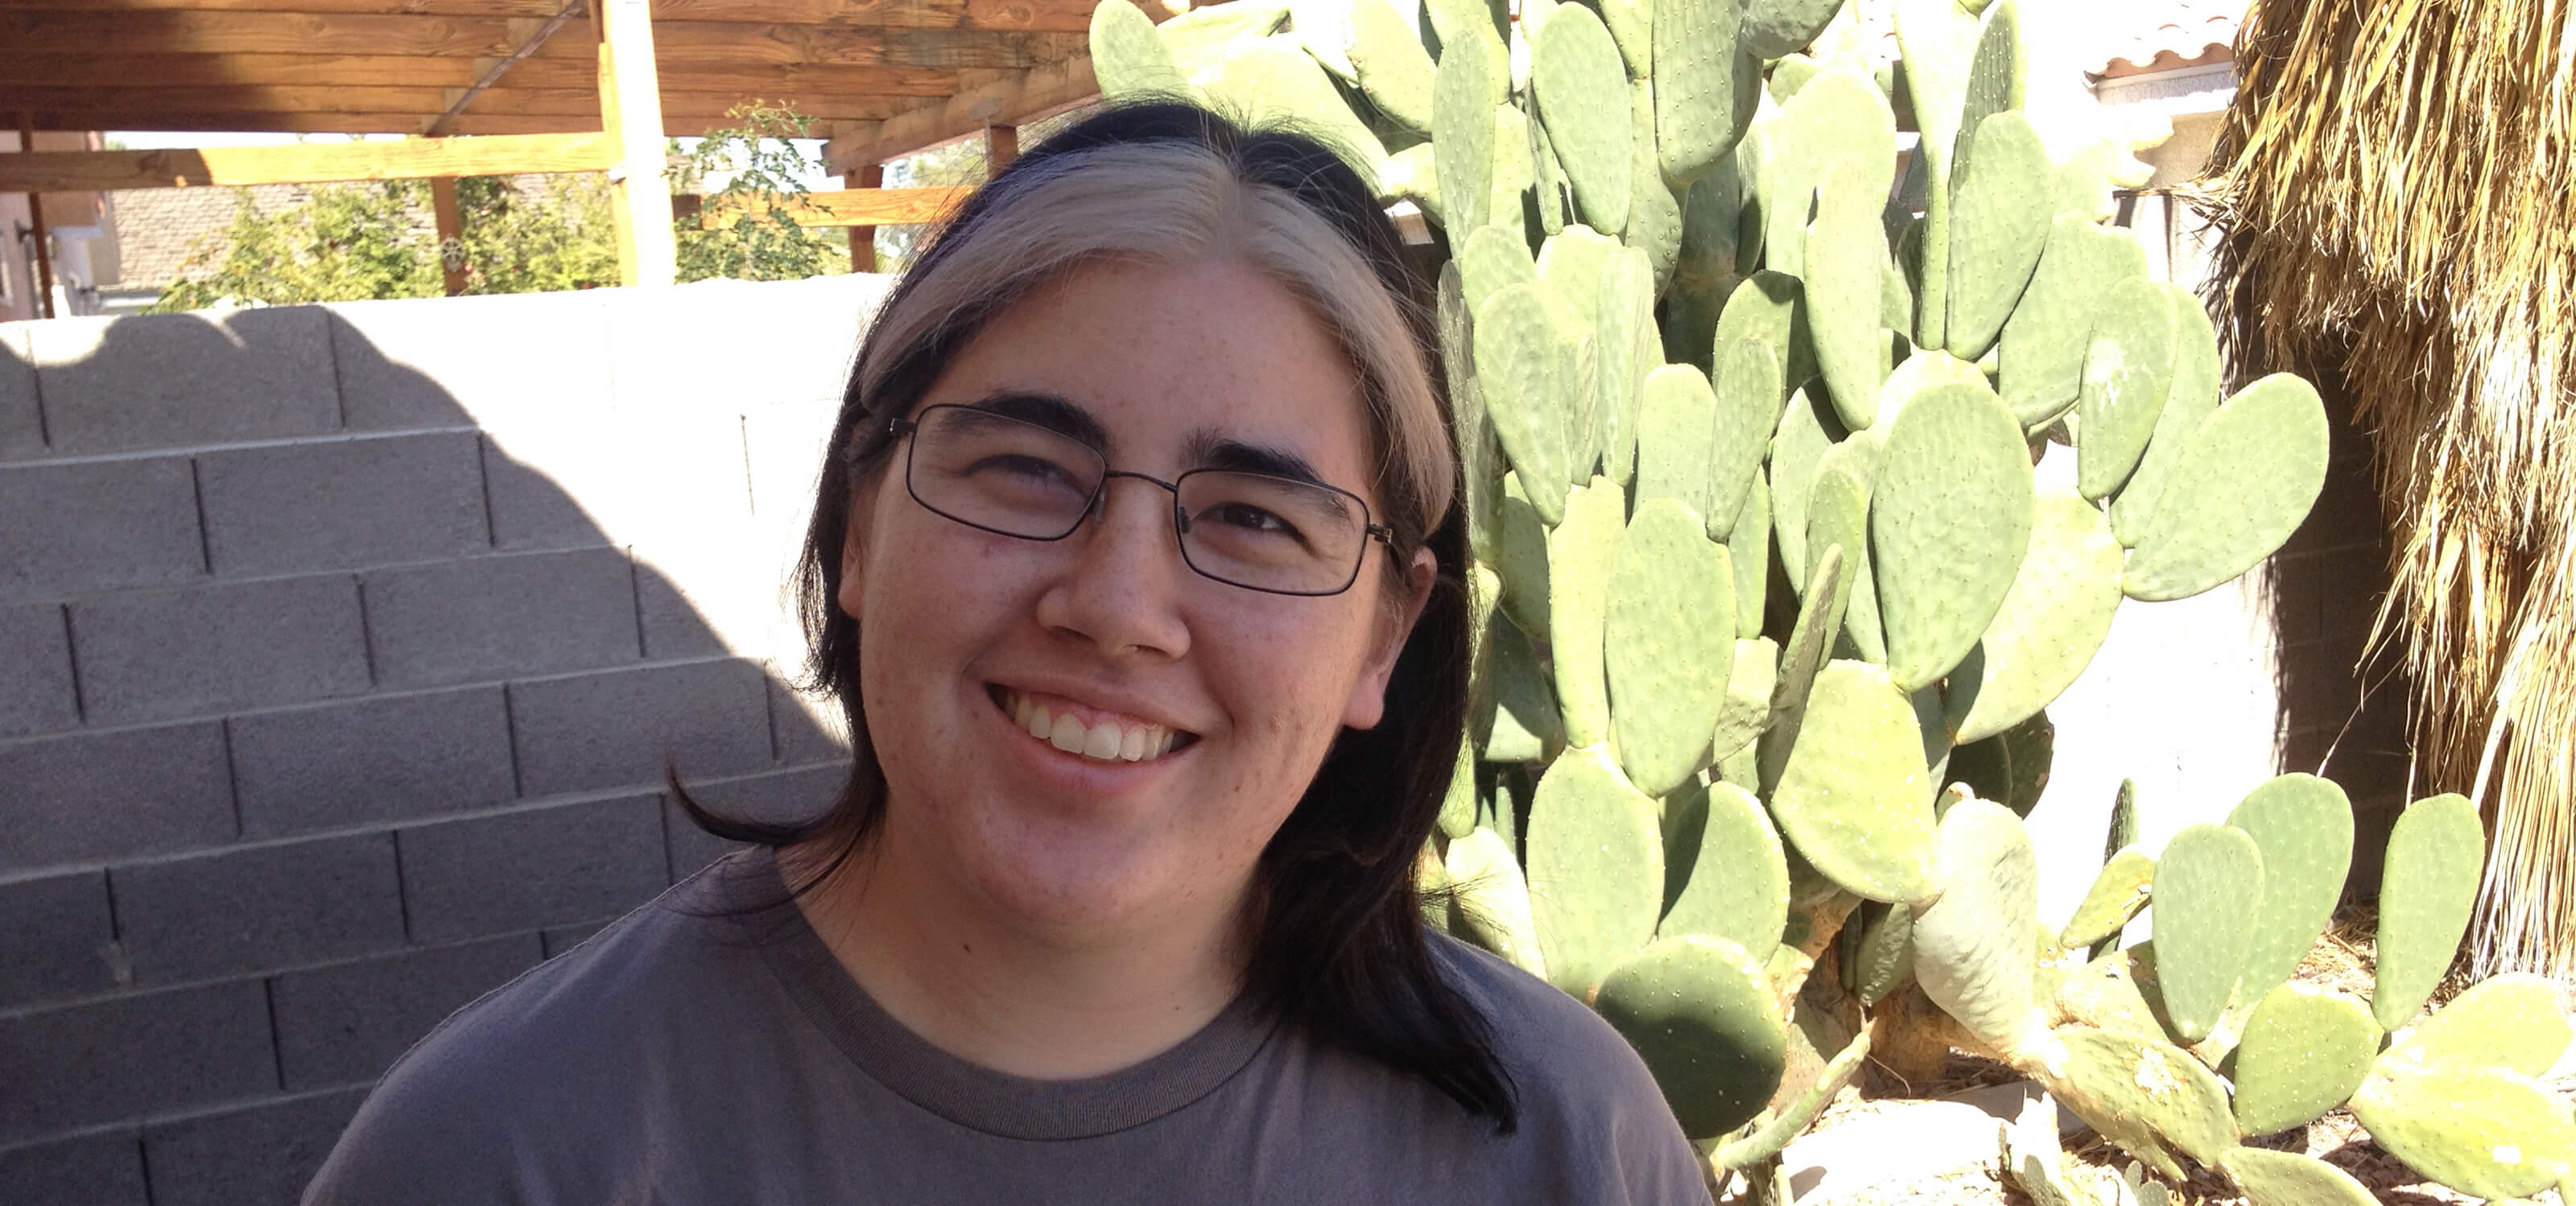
[786,824,1253,1080]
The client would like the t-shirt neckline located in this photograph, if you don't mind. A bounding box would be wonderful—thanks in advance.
[728,849,1282,1142]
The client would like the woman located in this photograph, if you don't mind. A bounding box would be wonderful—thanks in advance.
[306,102,1704,1204]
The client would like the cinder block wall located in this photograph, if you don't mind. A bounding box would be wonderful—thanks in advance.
[0,275,887,1204]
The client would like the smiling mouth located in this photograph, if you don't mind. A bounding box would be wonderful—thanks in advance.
[992,686,1197,764]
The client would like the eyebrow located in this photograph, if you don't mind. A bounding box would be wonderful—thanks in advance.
[1181,430,1333,488]
[960,391,1107,450]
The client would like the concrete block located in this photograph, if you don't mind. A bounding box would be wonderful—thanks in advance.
[361,547,640,688]
[0,871,121,1009]
[633,537,797,661]
[29,308,340,455]
[113,832,406,986]
[540,920,609,958]
[0,455,204,604]
[398,793,668,944]
[666,762,842,879]
[142,1087,368,1206]
[196,432,489,576]
[478,423,625,552]
[0,979,276,1143]
[606,275,882,414]
[326,292,613,433]
[229,685,515,837]
[0,1130,148,1206]
[270,933,540,1089]
[770,675,851,765]
[602,408,755,551]
[0,323,42,461]
[0,721,233,871]
[0,601,78,737]
[70,573,369,725]
[510,658,773,795]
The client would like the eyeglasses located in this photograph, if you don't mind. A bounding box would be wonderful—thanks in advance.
[889,404,1395,597]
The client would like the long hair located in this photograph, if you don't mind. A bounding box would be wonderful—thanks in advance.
[679,101,1514,1128]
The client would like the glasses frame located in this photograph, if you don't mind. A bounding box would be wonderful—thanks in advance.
[886,404,1397,597]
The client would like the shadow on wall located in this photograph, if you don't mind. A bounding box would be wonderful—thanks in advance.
[2260,369,2415,896]
[0,278,886,1205]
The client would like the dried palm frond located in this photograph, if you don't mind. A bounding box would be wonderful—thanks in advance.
[2193,0,2576,980]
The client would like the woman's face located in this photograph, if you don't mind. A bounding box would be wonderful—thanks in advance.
[841,257,1432,945]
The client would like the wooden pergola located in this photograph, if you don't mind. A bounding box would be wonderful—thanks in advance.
[0,0,1166,304]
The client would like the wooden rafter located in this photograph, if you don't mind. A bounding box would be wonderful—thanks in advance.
[0,133,613,192]
[825,53,1092,171]
[0,53,963,98]
[427,0,586,134]
[699,184,968,227]
[0,0,1130,30]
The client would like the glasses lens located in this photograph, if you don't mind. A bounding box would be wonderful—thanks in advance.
[908,407,1102,539]
[1178,471,1369,594]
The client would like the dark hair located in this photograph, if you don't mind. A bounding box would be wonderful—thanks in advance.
[679,101,1513,1129]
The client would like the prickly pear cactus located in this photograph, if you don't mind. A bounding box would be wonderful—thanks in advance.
[1088,1,2572,1197]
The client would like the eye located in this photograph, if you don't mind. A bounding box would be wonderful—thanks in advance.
[970,452,1082,487]
[1204,501,1301,538]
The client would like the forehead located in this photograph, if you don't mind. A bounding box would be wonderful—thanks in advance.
[921,258,1379,489]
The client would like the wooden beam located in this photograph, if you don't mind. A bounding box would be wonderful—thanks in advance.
[0,53,965,99]
[16,114,55,320]
[700,185,968,227]
[0,0,1174,32]
[985,122,1016,176]
[431,176,469,295]
[598,0,676,286]
[563,22,1085,69]
[846,163,880,271]
[826,54,1092,171]
[0,134,613,192]
[14,109,815,138]
[0,10,522,57]
[428,0,585,135]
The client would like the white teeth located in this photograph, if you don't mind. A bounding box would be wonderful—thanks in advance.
[1005,690,1182,764]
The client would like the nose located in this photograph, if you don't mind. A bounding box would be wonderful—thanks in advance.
[1030,474,1194,659]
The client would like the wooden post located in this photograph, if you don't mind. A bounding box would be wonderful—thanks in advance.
[596,0,675,287]
[845,163,881,273]
[17,114,55,320]
[985,124,1018,179]
[430,176,469,295]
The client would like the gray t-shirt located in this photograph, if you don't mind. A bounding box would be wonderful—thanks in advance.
[305,852,1709,1204]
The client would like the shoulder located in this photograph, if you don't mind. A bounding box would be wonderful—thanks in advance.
[1426,932,1710,1204]
[304,857,774,1204]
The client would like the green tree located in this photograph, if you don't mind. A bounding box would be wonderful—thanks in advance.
[151,181,441,311]
[672,101,848,283]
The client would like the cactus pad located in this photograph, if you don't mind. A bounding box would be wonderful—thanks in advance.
[1199,37,1389,171]
[2151,823,2266,1043]
[1951,484,2122,743]
[1891,0,1979,349]
[1531,4,1633,234]
[1473,283,1575,522]
[1760,66,1897,281]
[1739,0,1841,57]
[2347,1063,2576,1200]
[1997,215,2152,429]
[2373,795,2487,1031]
[1805,160,1892,432]
[1757,544,1848,793]
[1943,709,2054,818]
[1458,221,1538,316]
[1710,638,1777,766]
[1852,900,1918,1006]
[1490,103,1535,241]
[1483,611,1560,762]
[1717,270,1810,404]
[2060,847,2154,951]
[1525,746,1665,999]
[1870,377,2036,692]
[1769,386,1839,588]
[1653,0,1760,184]
[1345,0,1438,134]
[1495,473,1551,634]
[1722,477,1771,635]
[1155,0,1292,76]
[2074,277,2178,500]
[1439,266,1502,562]
[1707,339,1781,538]
[2032,1026,2237,1175]
[1431,24,1500,236]
[1439,736,1479,838]
[1769,659,1940,903]
[1594,934,1788,1138]
[1942,112,2051,361]
[1606,500,1736,795]
[1807,444,1886,662]
[1913,797,2041,1049]
[1637,363,1718,519]
[2118,373,2331,601]
[2383,972,2574,1080]
[2057,945,2176,1049]
[2230,983,2379,1136]
[2224,774,2355,1002]
[1447,825,1549,977]
[1092,0,1195,101]
[2221,1148,2380,1206]
[2108,288,2222,545]
[1548,478,1624,748]
[1662,780,1791,952]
